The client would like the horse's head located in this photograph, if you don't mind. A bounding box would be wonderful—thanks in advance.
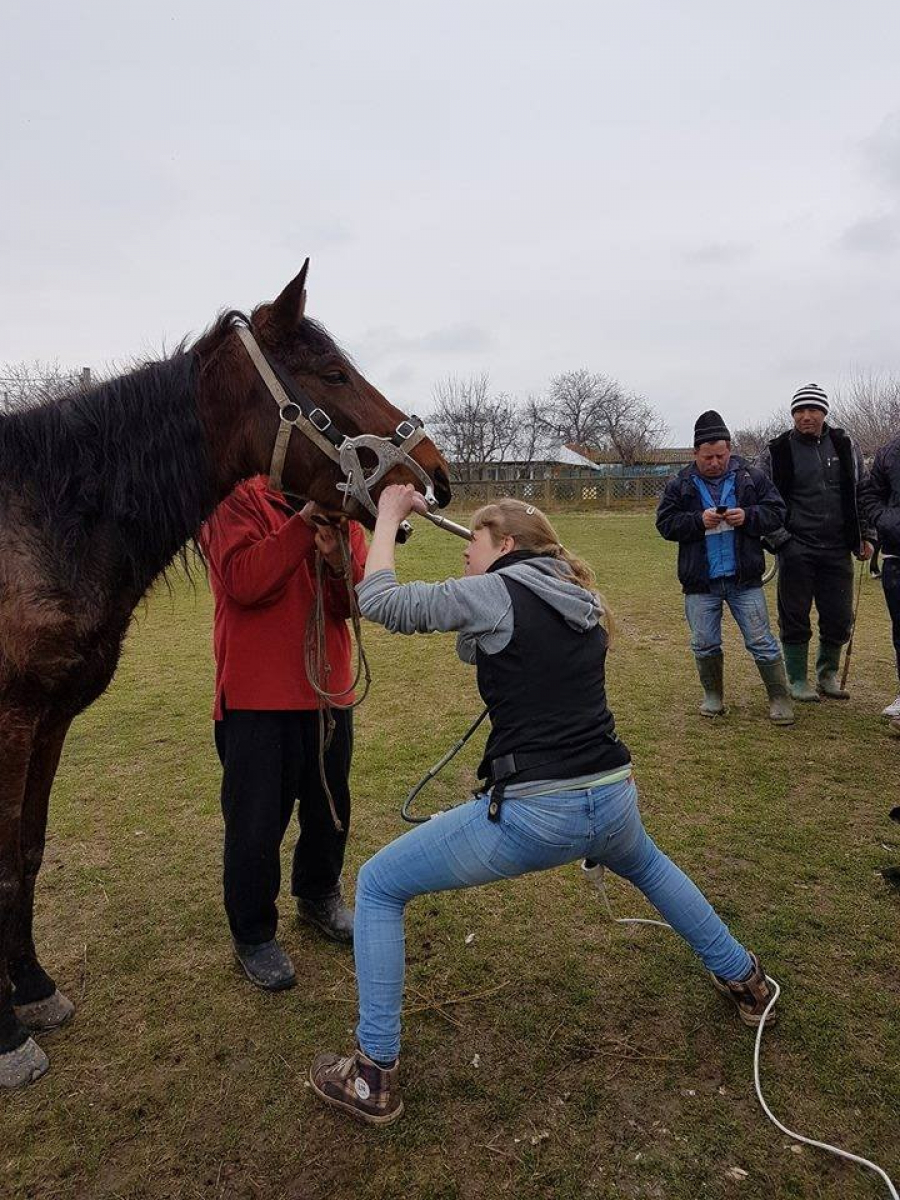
[217,262,451,525]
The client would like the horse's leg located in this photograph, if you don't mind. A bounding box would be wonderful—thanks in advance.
[10,716,75,1032]
[0,708,49,1090]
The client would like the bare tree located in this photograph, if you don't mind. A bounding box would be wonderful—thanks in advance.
[428,374,518,481]
[594,389,669,466]
[546,370,668,466]
[0,361,90,413]
[515,394,554,467]
[830,372,900,458]
[732,413,784,461]
[545,369,608,447]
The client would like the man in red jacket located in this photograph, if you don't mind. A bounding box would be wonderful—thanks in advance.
[202,476,367,990]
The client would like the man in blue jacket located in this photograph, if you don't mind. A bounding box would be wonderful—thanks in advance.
[656,410,792,724]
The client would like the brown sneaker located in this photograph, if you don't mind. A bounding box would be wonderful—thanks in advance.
[711,952,777,1027]
[309,1048,403,1125]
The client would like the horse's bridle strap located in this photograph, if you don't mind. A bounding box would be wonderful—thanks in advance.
[236,326,341,491]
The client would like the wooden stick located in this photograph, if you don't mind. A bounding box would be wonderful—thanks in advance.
[840,558,867,691]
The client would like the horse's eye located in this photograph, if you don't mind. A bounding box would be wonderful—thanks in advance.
[323,369,348,386]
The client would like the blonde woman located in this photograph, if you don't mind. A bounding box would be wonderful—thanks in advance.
[310,487,773,1124]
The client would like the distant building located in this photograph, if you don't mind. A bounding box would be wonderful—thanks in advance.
[452,443,693,482]
[452,443,602,483]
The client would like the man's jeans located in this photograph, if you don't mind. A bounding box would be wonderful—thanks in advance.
[684,580,781,662]
[353,778,752,1061]
[882,557,900,681]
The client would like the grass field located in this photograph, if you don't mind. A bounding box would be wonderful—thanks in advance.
[2,512,898,1200]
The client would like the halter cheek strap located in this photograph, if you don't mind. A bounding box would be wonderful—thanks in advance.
[236,326,341,490]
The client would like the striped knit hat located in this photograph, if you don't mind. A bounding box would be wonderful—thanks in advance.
[790,383,829,415]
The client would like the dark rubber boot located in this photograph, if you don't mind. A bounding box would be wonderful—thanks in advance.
[756,659,795,725]
[782,642,819,703]
[816,641,849,699]
[695,653,725,716]
[298,885,354,945]
[233,939,296,990]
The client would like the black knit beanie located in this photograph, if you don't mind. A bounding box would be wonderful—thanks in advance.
[693,410,732,447]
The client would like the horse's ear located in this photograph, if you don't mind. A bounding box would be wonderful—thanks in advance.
[271,258,309,331]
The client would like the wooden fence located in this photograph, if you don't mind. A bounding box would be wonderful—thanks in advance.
[446,473,671,510]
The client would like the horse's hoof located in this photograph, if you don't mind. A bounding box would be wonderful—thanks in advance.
[14,989,75,1032]
[0,1038,49,1091]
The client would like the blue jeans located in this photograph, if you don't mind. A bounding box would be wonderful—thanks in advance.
[353,778,752,1061]
[685,580,781,661]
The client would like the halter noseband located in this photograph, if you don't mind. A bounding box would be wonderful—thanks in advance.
[236,324,437,518]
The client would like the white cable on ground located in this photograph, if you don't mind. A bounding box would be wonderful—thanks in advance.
[581,861,899,1199]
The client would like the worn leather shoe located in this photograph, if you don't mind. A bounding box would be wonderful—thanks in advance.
[309,1048,403,1124]
[298,886,354,944]
[711,952,776,1027]
[233,939,296,990]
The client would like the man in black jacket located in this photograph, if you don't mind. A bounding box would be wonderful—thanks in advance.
[758,384,872,701]
[656,410,792,724]
[859,432,900,720]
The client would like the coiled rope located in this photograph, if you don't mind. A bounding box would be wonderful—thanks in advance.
[303,526,371,832]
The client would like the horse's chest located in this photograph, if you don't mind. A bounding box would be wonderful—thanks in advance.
[0,559,134,716]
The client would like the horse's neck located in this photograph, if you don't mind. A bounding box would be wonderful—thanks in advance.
[194,355,274,508]
[56,355,220,597]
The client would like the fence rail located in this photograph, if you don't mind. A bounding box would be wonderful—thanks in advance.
[446,474,670,509]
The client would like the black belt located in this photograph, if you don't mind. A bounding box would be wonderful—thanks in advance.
[485,741,621,823]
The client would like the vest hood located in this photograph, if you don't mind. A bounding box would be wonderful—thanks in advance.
[495,557,602,632]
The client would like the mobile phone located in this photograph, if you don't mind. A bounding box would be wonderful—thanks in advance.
[715,505,728,515]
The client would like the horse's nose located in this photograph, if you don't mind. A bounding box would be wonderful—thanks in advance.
[433,466,452,508]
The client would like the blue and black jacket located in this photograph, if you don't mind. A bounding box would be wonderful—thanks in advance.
[655,455,787,594]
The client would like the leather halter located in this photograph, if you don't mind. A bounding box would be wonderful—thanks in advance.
[236,325,436,517]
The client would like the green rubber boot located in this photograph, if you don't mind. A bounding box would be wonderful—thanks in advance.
[756,659,795,725]
[816,641,850,699]
[695,653,725,717]
[782,643,819,703]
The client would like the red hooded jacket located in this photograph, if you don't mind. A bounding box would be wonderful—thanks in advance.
[201,477,367,719]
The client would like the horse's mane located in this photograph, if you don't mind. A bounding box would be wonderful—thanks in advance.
[0,307,353,594]
[0,345,215,593]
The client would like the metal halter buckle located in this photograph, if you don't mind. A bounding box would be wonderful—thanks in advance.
[308,407,332,433]
[395,419,418,440]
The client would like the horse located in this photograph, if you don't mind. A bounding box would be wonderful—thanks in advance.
[0,262,451,1089]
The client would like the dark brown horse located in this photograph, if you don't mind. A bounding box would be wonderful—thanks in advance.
[0,263,450,1089]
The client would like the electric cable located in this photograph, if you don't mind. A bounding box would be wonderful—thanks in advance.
[401,727,898,1196]
[581,862,898,1199]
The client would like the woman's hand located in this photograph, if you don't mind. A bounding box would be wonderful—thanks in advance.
[376,483,430,525]
[364,484,429,579]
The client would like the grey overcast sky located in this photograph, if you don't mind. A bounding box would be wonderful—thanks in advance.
[3,0,899,442]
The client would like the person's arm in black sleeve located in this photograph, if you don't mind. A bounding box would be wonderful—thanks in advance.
[656,477,705,542]
[741,469,787,538]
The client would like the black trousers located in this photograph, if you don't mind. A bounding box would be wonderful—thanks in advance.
[777,540,854,645]
[214,709,352,945]
[882,557,900,681]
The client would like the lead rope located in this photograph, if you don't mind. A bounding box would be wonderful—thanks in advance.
[303,527,372,832]
[582,863,898,1199]
[403,734,898,1197]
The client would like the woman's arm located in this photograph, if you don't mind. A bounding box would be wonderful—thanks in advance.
[358,485,512,641]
